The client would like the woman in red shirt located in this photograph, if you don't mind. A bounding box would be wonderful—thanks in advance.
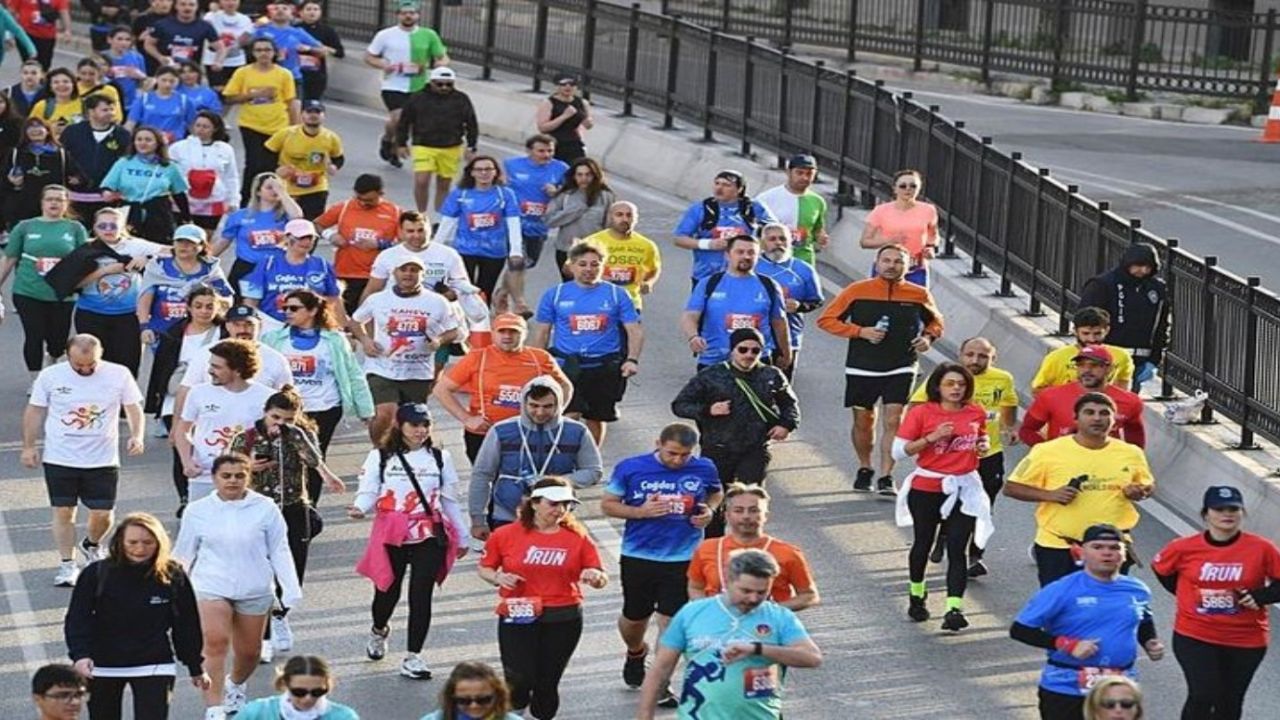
[893,362,990,633]
[1152,485,1280,720]
[478,477,608,719]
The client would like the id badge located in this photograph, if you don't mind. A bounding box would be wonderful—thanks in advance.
[742,665,778,699]
[33,257,60,276]
[1076,667,1123,692]
[1197,588,1239,615]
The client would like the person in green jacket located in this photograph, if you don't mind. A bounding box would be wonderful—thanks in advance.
[420,661,522,720]
[0,6,36,71]
[238,655,359,720]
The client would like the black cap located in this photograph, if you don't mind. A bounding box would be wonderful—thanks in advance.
[787,154,817,169]
[554,74,578,86]
[1203,485,1245,510]
[396,402,432,424]
[301,99,325,112]
[729,327,765,350]
[225,304,259,322]
[1081,524,1124,544]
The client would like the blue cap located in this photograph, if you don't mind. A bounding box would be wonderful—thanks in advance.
[396,402,432,424]
[787,154,817,169]
[1203,485,1244,510]
[225,304,259,322]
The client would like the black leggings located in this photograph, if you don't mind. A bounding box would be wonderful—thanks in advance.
[907,488,975,600]
[74,308,142,377]
[240,127,274,207]
[499,612,584,720]
[227,258,256,300]
[702,444,771,538]
[162,415,186,502]
[934,453,1005,561]
[462,254,505,303]
[1173,632,1267,720]
[306,406,343,506]
[13,294,74,371]
[371,540,447,654]
[87,675,174,720]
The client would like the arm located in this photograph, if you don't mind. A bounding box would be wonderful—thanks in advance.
[760,637,822,668]
[171,417,198,473]
[267,510,302,608]
[123,403,145,454]
[529,322,550,350]
[623,322,644,362]
[635,645,682,720]
[780,589,819,612]
[1002,479,1063,503]
[170,570,206,676]
[568,430,603,489]
[1124,408,1146,449]
[670,374,708,420]
[63,566,96,662]
[858,218,885,249]
[468,430,500,529]
[815,285,862,339]
[1153,571,1178,594]
[0,256,19,291]
[1009,621,1058,651]
[534,99,559,133]
[679,310,704,352]
[21,405,46,465]
[770,313,792,365]
[1017,403,1048,446]
[431,374,473,425]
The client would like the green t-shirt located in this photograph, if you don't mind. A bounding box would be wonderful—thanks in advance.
[756,185,827,265]
[408,27,448,93]
[4,218,87,302]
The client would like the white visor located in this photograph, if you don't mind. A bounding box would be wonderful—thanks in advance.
[531,485,578,504]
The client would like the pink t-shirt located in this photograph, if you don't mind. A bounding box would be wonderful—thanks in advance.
[866,201,939,259]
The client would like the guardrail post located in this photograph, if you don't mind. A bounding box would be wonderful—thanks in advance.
[1199,255,1219,424]
[864,80,886,206]
[997,151,1022,297]
[621,4,641,116]
[532,1,549,92]
[1025,167,1050,316]
[481,0,498,79]
[835,69,856,218]
[782,0,794,50]
[581,0,598,96]
[1159,238,1179,400]
[662,16,681,129]
[980,0,995,85]
[923,103,939,192]
[377,0,387,27]
[912,0,926,71]
[895,91,912,173]
[1055,184,1080,335]
[939,119,961,259]
[430,0,443,33]
[779,48,792,157]
[967,136,993,277]
[1125,0,1149,101]
[1238,276,1263,449]
[702,32,718,142]
[719,0,730,31]
[810,62,825,149]
[1257,9,1277,112]
[846,0,859,63]
[741,37,756,156]
[1092,201,1110,287]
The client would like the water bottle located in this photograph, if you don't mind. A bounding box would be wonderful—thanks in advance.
[874,315,890,333]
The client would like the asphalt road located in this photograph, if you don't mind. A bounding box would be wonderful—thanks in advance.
[1,49,1279,720]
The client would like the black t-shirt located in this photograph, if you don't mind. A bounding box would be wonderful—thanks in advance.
[151,16,219,63]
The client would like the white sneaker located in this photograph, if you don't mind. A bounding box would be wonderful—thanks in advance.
[203,707,226,720]
[271,615,293,652]
[366,626,389,661]
[53,561,79,587]
[77,537,107,565]
[259,639,274,664]
[223,676,248,713]
[399,653,433,679]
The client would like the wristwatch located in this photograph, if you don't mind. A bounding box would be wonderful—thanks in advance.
[752,641,763,656]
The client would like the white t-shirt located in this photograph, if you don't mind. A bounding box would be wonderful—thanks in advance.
[162,330,220,416]
[180,382,276,476]
[181,342,294,391]
[30,361,143,469]
[367,26,421,93]
[280,337,342,412]
[369,242,470,291]
[203,11,254,67]
[352,289,458,381]
[756,185,801,229]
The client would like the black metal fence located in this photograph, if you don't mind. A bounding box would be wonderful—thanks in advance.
[660,0,1280,102]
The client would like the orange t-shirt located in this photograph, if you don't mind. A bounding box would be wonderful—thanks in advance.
[315,198,402,279]
[687,535,815,603]
[444,346,567,432]
[865,201,939,259]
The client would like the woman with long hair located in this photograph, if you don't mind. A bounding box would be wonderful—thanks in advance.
[261,288,373,502]
[544,157,614,274]
[64,512,209,720]
[860,168,939,286]
[349,402,469,681]
[477,477,608,719]
[212,172,302,295]
[126,66,196,142]
[28,67,83,138]
[433,155,522,305]
[224,36,298,207]
[169,111,239,232]
[101,126,191,243]
[176,61,224,115]
[420,661,520,720]
[237,655,359,720]
[137,223,231,346]
[2,116,74,229]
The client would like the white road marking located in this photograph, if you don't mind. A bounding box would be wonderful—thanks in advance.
[0,505,50,670]
[1053,164,1280,230]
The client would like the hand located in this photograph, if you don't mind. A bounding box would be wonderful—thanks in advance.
[361,337,384,358]
[640,281,654,295]
[688,336,707,353]
[542,182,558,196]
[127,437,144,456]
[125,256,148,272]
[210,63,223,73]
[637,493,671,519]
[1045,486,1080,505]
[507,256,526,272]
[774,352,793,370]
[1122,483,1150,501]
[494,570,525,590]
[922,245,938,260]
[707,237,728,252]
[326,163,339,176]
[927,422,956,443]
[580,568,608,589]
[767,425,791,441]
[464,148,477,162]
[250,457,275,473]
[455,545,469,560]
[1144,638,1165,661]
[73,658,93,679]
[191,673,212,690]
[182,461,203,478]
[910,335,933,353]
[817,231,830,248]
[784,298,800,313]
[277,166,296,180]
[1238,590,1261,610]
[102,262,128,275]
[20,447,39,468]
[345,505,365,520]
[560,105,578,118]
[709,400,731,417]
[1070,639,1099,660]
[102,190,121,202]
[324,474,346,494]
[470,524,490,541]
[976,435,991,455]
[463,415,490,434]
[720,642,755,664]
[621,359,639,378]
[140,328,156,345]
[859,326,887,343]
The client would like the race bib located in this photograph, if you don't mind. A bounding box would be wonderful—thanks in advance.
[494,384,521,409]
[604,266,635,284]
[159,300,187,320]
[399,62,421,76]
[288,354,316,377]
[709,226,737,241]
[496,596,543,624]
[299,54,320,70]
[353,227,381,244]
[742,665,778,700]
[569,314,607,334]
[249,229,281,248]
[791,226,808,243]
[1076,667,1124,692]
[171,45,197,61]
[657,493,692,516]
[294,172,316,189]
[219,32,238,46]
[390,314,427,336]
[724,313,761,331]
[33,257,60,276]
[1197,588,1239,615]
[468,212,498,231]
[519,201,546,217]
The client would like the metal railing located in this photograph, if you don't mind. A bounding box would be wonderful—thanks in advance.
[659,0,1280,103]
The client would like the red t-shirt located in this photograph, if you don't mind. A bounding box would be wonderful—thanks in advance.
[480,522,603,610]
[1022,383,1146,447]
[897,402,987,491]
[12,0,67,39]
[1151,532,1280,648]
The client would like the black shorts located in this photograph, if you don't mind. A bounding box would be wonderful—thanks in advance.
[367,374,434,406]
[44,464,119,510]
[621,556,690,620]
[844,372,915,409]
[204,65,234,90]
[381,90,410,111]
[564,361,627,422]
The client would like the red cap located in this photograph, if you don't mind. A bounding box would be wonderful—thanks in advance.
[1072,345,1113,365]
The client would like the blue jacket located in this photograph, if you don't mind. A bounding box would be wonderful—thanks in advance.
[0,7,35,69]
[238,696,359,720]
[58,122,132,191]
[261,326,375,420]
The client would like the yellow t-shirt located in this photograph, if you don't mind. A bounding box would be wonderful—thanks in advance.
[264,125,344,197]
[581,228,661,311]
[29,98,84,137]
[910,366,1019,457]
[1007,435,1153,549]
[1031,343,1134,392]
[224,64,296,135]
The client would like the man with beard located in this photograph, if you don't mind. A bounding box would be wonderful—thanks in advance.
[581,201,661,312]
[1078,242,1169,391]
[756,223,822,380]
[756,154,829,265]
[365,0,450,169]
[22,334,143,587]
[1020,345,1145,448]
[673,171,777,288]
[395,66,478,214]
[265,100,344,220]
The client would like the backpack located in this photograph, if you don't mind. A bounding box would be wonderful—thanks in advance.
[698,196,758,235]
[695,271,783,336]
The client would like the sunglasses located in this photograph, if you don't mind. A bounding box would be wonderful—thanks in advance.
[734,345,762,355]
[1099,699,1137,710]
[282,304,306,312]
[455,695,496,706]
[287,687,329,698]
[557,81,576,87]
[896,183,919,189]
[95,222,118,230]
[431,81,454,88]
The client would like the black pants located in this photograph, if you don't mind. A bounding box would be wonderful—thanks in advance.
[340,278,368,316]
[1034,543,1135,587]
[301,70,328,101]
[31,37,56,71]
[499,612,584,720]
[1038,687,1083,720]
[74,308,142,377]
[553,141,585,164]
[240,127,275,206]
[87,675,173,720]
[266,502,316,638]
[1173,632,1267,720]
[701,444,770,538]
[464,431,486,464]
[295,191,328,221]
[908,489,975,600]
[162,415,186,502]
[771,348,798,382]
[371,540,447,654]
[13,294,74,371]
[463,255,506,303]
[228,258,257,300]
[126,197,178,245]
[306,406,342,505]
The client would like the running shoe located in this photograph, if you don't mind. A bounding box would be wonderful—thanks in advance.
[78,537,107,564]
[366,626,389,661]
[223,676,248,713]
[388,152,403,169]
[378,139,392,162]
[622,645,647,688]
[54,560,79,587]
[876,475,896,496]
[399,654,433,680]
[941,609,970,633]
[907,595,929,622]
[968,560,989,578]
[259,639,274,664]
[852,467,874,492]
[271,614,293,652]
[657,685,679,708]
[203,707,227,720]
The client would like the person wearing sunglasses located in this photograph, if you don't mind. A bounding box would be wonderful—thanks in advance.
[237,655,358,720]
[1083,676,1144,720]
[30,664,88,720]
[240,218,344,332]
[859,168,938,287]
[534,75,593,164]
[755,223,822,380]
[1152,485,1280,720]
[395,66,478,215]
[420,661,520,720]
[673,170,777,287]
[365,0,450,169]
[433,154,524,312]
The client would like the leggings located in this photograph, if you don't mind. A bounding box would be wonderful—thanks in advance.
[1173,632,1267,720]
[907,488,975,600]
[227,258,257,300]
[240,127,275,207]
[701,444,771,538]
[499,612,584,720]
[306,406,343,506]
[87,675,174,720]
[74,308,142,377]
[462,254,505,303]
[934,453,1006,560]
[371,540,447,654]
[13,294,74,371]
[162,415,186,502]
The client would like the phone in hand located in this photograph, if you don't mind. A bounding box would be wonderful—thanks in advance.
[1067,475,1088,491]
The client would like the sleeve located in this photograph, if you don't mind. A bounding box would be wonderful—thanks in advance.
[674,203,702,237]
[298,28,322,48]
[279,72,296,104]
[602,463,629,498]
[534,286,556,324]
[918,289,944,339]
[786,547,817,593]
[815,283,863,339]
[463,97,478,149]
[1018,396,1049,446]
[579,535,603,571]
[684,277,709,313]
[126,95,143,124]
[1149,538,1179,576]
[1123,400,1146,449]
[100,158,124,190]
[1129,448,1154,487]
[469,430,500,520]
[315,202,340,230]
[267,509,303,608]
[239,259,266,300]
[351,293,375,324]
[1000,376,1020,407]
[320,260,340,296]
[221,210,242,244]
[439,189,461,218]
[444,351,478,389]
[63,563,97,661]
[1013,583,1061,631]
[223,67,245,96]
[353,450,382,514]
[568,429,603,489]
[1030,352,1057,391]
[170,568,205,675]
[178,385,202,422]
[438,450,469,536]
[478,531,504,570]
[1077,276,1111,315]
[263,128,286,153]
[773,372,800,431]
[753,200,778,225]
[172,511,200,568]
[367,252,391,281]
[292,426,324,469]
[167,164,189,193]
[671,373,709,420]
[1007,447,1046,489]
[775,609,810,645]
[659,607,689,650]
[687,547,708,586]
[180,352,208,388]
[366,29,386,56]
[896,405,925,441]
[1009,621,1058,650]
[618,290,640,325]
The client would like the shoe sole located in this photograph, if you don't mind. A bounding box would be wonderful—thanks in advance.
[399,669,433,680]
[968,566,988,578]
[852,484,872,493]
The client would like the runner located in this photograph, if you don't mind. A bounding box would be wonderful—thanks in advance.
[252,2,328,84]
[144,0,224,74]
[176,61,225,116]
[1031,306,1135,393]
[420,662,521,720]
[3,119,74,227]
[687,483,819,610]
[131,0,172,76]
[102,29,146,115]
[636,548,823,720]
[601,422,720,702]
[579,201,659,311]
[534,75,593,163]
[212,173,302,294]
[755,154,829,265]
[349,403,469,680]
[673,170,776,286]
[22,334,143,587]
[433,155,523,306]
[365,0,450,169]
[168,112,241,232]
[11,0,71,71]
[73,58,123,125]
[237,655,359,719]
[396,67,478,214]
[531,240,642,447]
[859,169,938,286]
[1020,345,1146,448]
[817,244,944,495]
[316,174,402,315]
[755,223,822,380]
[7,59,47,118]
[100,127,192,243]
[135,222,232,356]
[264,99,344,220]
[202,0,254,93]
[295,1,345,102]
[469,376,601,537]
[1010,523,1165,720]
[58,95,131,225]
[27,69,82,139]
[499,134,569,312]
[892,362,992,632]
[125,67,197,142]
[1079,243,1169,391]
[224,37,299,206]
[358,210,469,306]
[544,157,615,275]
[240,218,343,330]
[1003,392,1155,586]
[477,478,609,720]
[1151,485,1280,720]
[175,305,296,420]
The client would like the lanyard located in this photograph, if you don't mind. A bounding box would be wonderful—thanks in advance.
[716,536,773,593]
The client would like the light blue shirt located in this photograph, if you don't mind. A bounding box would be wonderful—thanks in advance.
[101,156,189,204]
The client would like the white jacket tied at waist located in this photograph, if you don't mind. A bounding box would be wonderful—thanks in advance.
[893,468,995,550]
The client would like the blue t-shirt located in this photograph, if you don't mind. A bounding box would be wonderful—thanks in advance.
[152,17,219,65]
[605,452,721,563]
[684,273,785,365]
[662,596,810,720]
[127,92,196,142]
[146,258,233,333]
[503,156,569,238]
[240,254,339,322]
[535,281,639,363]
[105,50,147,110]
[222,208,289,266]
[757,256,822,350]
[177,84,223,115]
[441,186,521,259]
[253,24,323,79]
[1014,571,1153,697]
[674,200,777,280]
[101,156,189,204]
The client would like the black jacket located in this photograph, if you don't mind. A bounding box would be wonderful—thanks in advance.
[671,361,799,454]
[395,89,479,150]
[298,21,345,73]
[1078,243,1170,362]
[143,318,223,415]
[41,239,132,300]
[64,560,204,676]
[59,121,131,192]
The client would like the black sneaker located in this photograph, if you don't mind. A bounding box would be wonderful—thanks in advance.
[622,646,647,689]
[967,560,989,578]
[378,139,392,162]
[657,685,678,708]
[907,595,929,622]
[852,467,874,492]
[876,475,896,496]
[388,153,403,168]
[941,609,969,633]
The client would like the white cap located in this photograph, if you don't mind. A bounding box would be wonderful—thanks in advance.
[530,485,578,505]
[429,66,456,82]
[284,218,317,238]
